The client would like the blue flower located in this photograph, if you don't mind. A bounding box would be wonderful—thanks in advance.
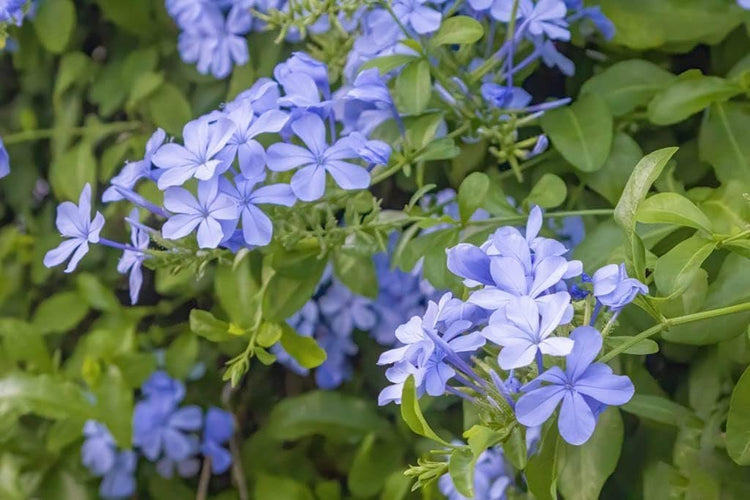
[740,0,750,9]
[393,0,442,35]
[275,52,331,97]
[222,103,288,178]
[0,0,25,25]
[177,4,252,79]
[480,83,533,109]
[378,360,424,405]
[155,448,201,479]
[482,293,573,369]
[535,38,574,76]
[152,117,235,189]
[43,184,105,273]
[81,421,117,476]
[117,209,150,304]
[133,394,203,463]
[318,281,377,337]
[336,68,396,135]
[162,178,239,249]
[438,446,510,500]
[315,326,359,389]
[227,78,281,116]
[103,129,166,202]
[592,264,648,312]
[520,0,570,41]
[266,113,371,201]
[141,370,186,404]
[515,326,634,445]
[201,407,234,474]
[99,450,137,499]
[0,136,9,178]
[219,174,296,246]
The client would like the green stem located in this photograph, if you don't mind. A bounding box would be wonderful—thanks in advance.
[497,150,555,180]
[466,208,614,227]
[718,228,750,246]
[2,121,142,145]
[598,301,750,362]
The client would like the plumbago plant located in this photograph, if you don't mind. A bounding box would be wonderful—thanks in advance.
[2,0,750,498]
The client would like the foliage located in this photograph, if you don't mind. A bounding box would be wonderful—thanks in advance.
[0,0,749,499]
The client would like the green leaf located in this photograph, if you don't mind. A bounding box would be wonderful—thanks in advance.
[94,367,133,448]
[647,71,742,125]
[580,59,675,116]
[526,423,562,500]
[263,253,327,321]
[582,132,643,205]
[662,254,750,344]
[0,319,53,372]
[502,426,528,470]
[148,83,192,136]
[457,172,490,223]
[257,322,282,348]
[76,273,120,312]
[33,0,76,53]
[727,365,750,465]
[32,291,89,335]
[400,376,451,446]
[431,16,484,46]
[0,373,94,420]
[254,475,314,500]
[414,137,460,161]
[621,394,702,427]
[94,0,154,37]
[540,93,613,172]
[448,447,475,498]
[558,408,624,500]
[614,147,679,234]
[189,309,233,342]
[215,255,261,329]
[164,333,199,379]
[333,250,378,299]
[698,102,750,185]
[348,434,403,497]
[653,236,716,297]
[525,173,567,208]
[49,142,98,202]
[604,336,659,355]
[279,323,326,369]
[265,391,388,441]
[636,193,713,233]
[361,54,419,75]
[395,59,432,115]
[597,0,740,50]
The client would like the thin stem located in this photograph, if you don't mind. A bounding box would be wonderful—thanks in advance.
[466,209,615,227]
[497,150,554,180]
[196,457,212,500]
[98,238,144,253]
[230,430,249,500]
[2,121,142,145]
[600,311,619,338]
[598,301,750,362]
[718,229,750,246]
[447,386,478,403]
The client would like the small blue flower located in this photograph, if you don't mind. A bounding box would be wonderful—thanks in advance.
[520,0,570,41]
[103,129,166,202]
[117,209,150,304]
[482,293,573,369]
[81,421,117,477]
[266,113,371,201]
[201,407,234,474]
[515,326,634,445]
[152,117,235,189]
[227,78,281,115]
[480,83,532,109]
[99,450,137,499]
[536,38,574,76]
[162,177,239,249]
[315,326,359,389]
[393,0,442,35]
[336,68,396,135]
[133,395,203,463]
[318,281,377,337]
[275,52,331,97]
[141,370,186,404]
[592,263,648,312]
[219,174,296,246]
[0,0,25,25]
[740,0,750,10]
[43,184,105,273]
[222,103,288,178]
[0,136,9,178]
[378,360,424,405]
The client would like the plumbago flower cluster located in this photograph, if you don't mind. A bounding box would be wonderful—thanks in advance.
[43,51,394,303]
[378,207,646,491]
[81,371,234,499]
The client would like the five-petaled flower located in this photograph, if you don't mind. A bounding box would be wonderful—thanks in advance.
[43,183,105,273]
[515,326,634,445]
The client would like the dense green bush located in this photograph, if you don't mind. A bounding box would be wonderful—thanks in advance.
[1,0,749,499]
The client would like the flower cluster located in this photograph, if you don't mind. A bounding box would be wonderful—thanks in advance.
[378,207,644,446]
[167,0,253,78]
[43,51,393,303]
[80,371,234,499]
